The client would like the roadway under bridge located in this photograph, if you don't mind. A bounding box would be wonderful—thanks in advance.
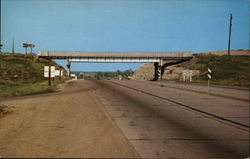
[38,51,193,80]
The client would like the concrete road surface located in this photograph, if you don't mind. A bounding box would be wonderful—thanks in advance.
[94,80,249,159]
[0,80,249,158]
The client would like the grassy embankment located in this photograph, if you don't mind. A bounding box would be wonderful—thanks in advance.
[189,54,250,87]
[0,53,66,97]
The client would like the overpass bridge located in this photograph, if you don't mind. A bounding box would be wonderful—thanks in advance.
[38,51,193,80]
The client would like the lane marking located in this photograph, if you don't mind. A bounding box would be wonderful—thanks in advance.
[109,81,250,131]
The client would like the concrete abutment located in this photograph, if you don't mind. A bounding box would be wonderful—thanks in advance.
[152,61,162,81]
[66,58,71,77]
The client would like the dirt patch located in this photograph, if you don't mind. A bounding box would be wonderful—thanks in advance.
[0,104,15,117]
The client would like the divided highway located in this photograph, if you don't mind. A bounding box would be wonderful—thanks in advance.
[0,80,249,158]
[94,80,249,158]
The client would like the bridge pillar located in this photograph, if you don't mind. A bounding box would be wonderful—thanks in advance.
[153,62,162,81]
[66,58,71,77]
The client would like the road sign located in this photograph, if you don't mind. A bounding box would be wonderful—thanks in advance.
[55,70,60,76]
[44,66,55,77]
[23,43,28,48]
[44,66,55,72]
[183,70,193,76]
[55,70,63,77]
[182,70,193,82]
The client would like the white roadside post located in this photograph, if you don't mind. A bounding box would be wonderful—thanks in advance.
[189,70,193,82]
[208,68,212,90]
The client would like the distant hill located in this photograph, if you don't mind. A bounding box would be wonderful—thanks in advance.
[0,53,65,97]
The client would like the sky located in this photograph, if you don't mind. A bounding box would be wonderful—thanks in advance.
[1,0,249,71]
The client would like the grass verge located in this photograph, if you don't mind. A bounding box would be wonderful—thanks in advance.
[190,55,250,87]
[0,79,66,97]
[0,53,66,97]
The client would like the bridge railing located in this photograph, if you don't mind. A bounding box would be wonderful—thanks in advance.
[39,51,192,59]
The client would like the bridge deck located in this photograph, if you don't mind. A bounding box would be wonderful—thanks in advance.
[39,51,192,59]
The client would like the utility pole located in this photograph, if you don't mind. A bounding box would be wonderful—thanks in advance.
[0,44,2,53]
[0,0,2,53]
[12,38,15,54]
[228,13,232,56]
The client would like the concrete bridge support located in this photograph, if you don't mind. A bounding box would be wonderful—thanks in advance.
[152,61,162,81]
[66,58,71,77]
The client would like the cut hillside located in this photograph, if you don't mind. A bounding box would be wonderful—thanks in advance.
[132,59,199,81]
[131,64,154,80]
[0,53,65,97]
[132,54,250,87]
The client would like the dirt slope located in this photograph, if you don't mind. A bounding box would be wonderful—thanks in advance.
[132,59,199,80]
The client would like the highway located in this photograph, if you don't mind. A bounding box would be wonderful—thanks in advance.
[0,80,249,158]
[94,80,249,158]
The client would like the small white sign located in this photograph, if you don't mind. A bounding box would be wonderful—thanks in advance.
[182,70,193,82]
[182,70,193,77]
[55,70,64,77]
[55,70,60,76]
